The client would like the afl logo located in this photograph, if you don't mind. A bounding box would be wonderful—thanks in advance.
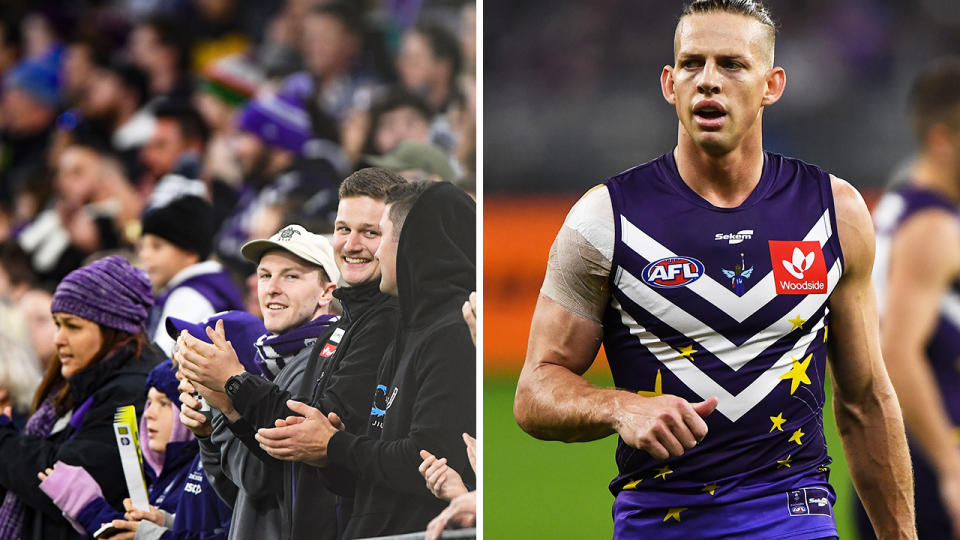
[642,256,704,288]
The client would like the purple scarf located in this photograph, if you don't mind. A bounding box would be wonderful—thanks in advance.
[254,315,339,381]
[0,399,60,539]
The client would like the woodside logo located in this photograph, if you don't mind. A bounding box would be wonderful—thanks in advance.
[768,240,827,295]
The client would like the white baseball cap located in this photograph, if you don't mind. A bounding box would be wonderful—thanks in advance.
[241,224,341,284]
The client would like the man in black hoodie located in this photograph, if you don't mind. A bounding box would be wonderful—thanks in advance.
[257,181,477,538]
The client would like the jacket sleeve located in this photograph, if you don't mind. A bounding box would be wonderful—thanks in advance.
[325,322,476,497]
[0,376,147,521]
[229,376,297,431]
[315,310,397,436]
[230,339,322,431]
[197,434,237,508]
[201,412,282,498]
[76,497,122,535]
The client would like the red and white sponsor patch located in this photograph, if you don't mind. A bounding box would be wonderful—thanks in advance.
[769,240,827,295]
[320,343,338,357]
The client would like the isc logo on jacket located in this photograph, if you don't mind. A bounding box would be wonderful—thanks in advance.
[769,240,827,295]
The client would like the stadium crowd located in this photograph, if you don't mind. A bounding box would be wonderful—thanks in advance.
[0,1,476,539]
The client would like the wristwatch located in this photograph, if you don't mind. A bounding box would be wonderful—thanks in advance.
[224,372,248,397]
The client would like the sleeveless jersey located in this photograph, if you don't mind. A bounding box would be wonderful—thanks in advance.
[603,151,844,508]
[873,184,960,423]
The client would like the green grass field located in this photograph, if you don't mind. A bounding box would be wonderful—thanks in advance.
[484,374,858,539]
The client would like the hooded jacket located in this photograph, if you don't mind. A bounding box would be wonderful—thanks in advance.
[0,339,163,540]
[326,182,476,538]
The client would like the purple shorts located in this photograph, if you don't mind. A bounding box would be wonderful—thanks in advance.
[613,483,838,539]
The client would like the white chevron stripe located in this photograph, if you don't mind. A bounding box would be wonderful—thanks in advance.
[620,210,835,323]
[615,260,840,371]
[613,299,823,422]
[941,291,960,331]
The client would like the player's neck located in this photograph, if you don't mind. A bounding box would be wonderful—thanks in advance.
[673,133,765,208]
[911,154,960,204]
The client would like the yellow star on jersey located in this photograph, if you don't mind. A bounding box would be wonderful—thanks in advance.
[769,412,786,432]
[777,455,793,468]
[676,344,697,360]
[637,369,663,397]
[789,428,805,446]
[663,507,687,522]
[779,353,812,395]
[654,466,673,480]
[788,314,806,330]
[823,324,829,343]
[623,478,642,490]
[702,484,720,495]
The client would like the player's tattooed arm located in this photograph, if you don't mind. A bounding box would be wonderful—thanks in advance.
[515,186,718,460]
[826,175,917,539]
[540,184,613,322]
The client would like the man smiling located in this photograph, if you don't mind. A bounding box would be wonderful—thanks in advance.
[257,180,476,538]
[178,168,405,540]
[235,168,405,540]
[176,224,340,540]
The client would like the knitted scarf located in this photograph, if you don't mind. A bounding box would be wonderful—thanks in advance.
[0,399,60,539]
[254,314,339,380]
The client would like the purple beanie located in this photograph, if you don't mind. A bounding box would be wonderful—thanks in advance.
[236,93,311,154]
[145,360,182,410]
[51,256,154,334]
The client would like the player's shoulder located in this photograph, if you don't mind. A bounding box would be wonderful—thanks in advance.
[819,174,874,275]
[883,183,960,239]
[572,184,610,211]
[822,174,872,229]
[893,199,960,255]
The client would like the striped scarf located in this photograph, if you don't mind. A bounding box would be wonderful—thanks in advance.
[0,399,60,539]
[254,315,339,380]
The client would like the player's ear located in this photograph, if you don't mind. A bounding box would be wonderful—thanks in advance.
[661,65,676,105]
[761,66,786,106]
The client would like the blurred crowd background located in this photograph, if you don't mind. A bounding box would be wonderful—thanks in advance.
[0,0,475,401]
[483,1,960,539]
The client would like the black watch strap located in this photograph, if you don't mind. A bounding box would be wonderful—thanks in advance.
[225,372,247,397]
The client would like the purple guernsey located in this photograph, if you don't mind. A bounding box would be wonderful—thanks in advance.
[604,152,843,537]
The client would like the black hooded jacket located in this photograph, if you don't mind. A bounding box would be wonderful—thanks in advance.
[0,339,163,540]
[326,182,476,538]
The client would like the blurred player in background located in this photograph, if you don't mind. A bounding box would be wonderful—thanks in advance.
[865,57,960,539]
[514,0,915,537]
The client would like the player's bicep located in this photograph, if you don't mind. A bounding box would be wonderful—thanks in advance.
[826,176,884,402]
[524,294,604,377]
[826,272,881,402]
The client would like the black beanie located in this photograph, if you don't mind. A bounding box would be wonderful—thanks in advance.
[141,195,215,259]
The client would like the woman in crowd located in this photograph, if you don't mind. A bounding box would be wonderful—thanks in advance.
[0,255,161,540]
[38,360,198,538]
